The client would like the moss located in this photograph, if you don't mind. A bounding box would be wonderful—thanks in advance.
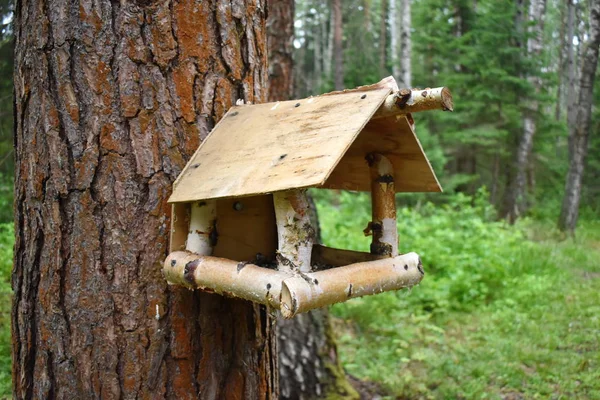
[320,311,360,400]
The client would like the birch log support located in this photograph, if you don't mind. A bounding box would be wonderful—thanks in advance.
[186,200,217,255]
[280,252,424,318]
[367,154,398,256]
[273,190,315,273]
[373,87,453,119]
[163,251,291,307]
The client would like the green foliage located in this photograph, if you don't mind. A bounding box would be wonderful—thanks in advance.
[314,191,600,399]
[0,223,13,398]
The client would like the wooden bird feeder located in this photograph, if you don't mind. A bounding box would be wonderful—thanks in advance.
[163,77,451,318]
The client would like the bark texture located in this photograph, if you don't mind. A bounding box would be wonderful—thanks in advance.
[278,311,358,400]
[558,0,600,233]
[332,0,344,90]
[379,0,387,77]
[12,1,277,399]
[504,0,547,224]
[399,0,411,88]
[267,0,294,101]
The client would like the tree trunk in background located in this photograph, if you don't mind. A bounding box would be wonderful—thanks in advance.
[558,0,600,233]
[555,0,567,121]
[566,0,577,127]
[390,0,399,82]
[379,0,388,77]
[332,0,344,90]
[325,5,334,86]
[268,0,295,102]
[398,0,412,88]
[267,5,359,399]
[12,1,277,398]
[504,0,547,224]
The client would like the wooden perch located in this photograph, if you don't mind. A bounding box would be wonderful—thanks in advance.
[273,190,315,273]
[373,87,453,119]
[186,200,217,255]
[366,154,398,257]
[163,251,290,307]
[280,252,424,318]
[311,244,387,268]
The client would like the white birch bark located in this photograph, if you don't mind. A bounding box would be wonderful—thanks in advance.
[559,0,600,232]
[274,190,315,273]
[505,0,547,223]
[186,200,217,255]
[399,0,412,88]
[280,253,424,318]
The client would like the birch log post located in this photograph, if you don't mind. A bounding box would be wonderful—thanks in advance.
[366,154,398,256]
[163,251,289,307]
[186,200,217,255]
[373,87,453,119]
[280,253,425,318]
[273,190,315,273]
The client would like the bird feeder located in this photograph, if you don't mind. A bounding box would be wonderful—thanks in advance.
[163,77,451,318]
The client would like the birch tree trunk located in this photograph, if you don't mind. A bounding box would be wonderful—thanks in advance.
[380,0,388,77]
[332,0,344,90]
[390,0,400,81]
[398,0,412,88]
[558,0,600,233]
[12,1,278,398]
[504,0,547,224]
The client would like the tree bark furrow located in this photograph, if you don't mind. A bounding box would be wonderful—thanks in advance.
[14,0,275,399]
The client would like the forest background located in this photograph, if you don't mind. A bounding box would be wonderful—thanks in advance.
[0,0,599,398]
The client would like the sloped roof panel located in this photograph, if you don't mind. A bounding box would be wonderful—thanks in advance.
[169,88,392,203]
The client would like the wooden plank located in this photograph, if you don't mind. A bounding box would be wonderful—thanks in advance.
[323,115,442,192]
[311,244,387,268]
[212,195,278,263]
[169,195,278,262]
[169,203,191,253]
[168,89,392,203]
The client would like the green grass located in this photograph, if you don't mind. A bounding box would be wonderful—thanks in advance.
[0,193,598,399]
[314,190,600,399]
[0,223,12,398]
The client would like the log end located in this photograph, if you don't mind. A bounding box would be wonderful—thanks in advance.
[280,282,298,319]
[163,251,198,289]
[441,87,454,112]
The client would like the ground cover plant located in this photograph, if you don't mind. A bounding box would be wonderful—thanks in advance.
[0,223,12,398]
[315,190,600,399]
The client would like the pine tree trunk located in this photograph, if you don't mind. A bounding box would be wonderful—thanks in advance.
[12,1,278,398]
[332,0,344,90]
[504,0,547,224]
[268,0,295,101]
[266,7,358,398]
[558,0,600,233]
[398,0,411,88]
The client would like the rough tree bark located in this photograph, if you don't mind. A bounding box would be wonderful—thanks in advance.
[12,1,278,399]
[332,0,344,90]
[267,5,358,398]
[268,0,294,102]
[558,0,600,233]
[503,0,547,224]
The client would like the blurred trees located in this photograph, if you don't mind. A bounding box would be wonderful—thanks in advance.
[292,0,599,232]
[559,0,600,232]
[0,2,596,225]
[0,0,12,222]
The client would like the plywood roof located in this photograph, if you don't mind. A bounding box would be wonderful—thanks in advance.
[169,88,441,203]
